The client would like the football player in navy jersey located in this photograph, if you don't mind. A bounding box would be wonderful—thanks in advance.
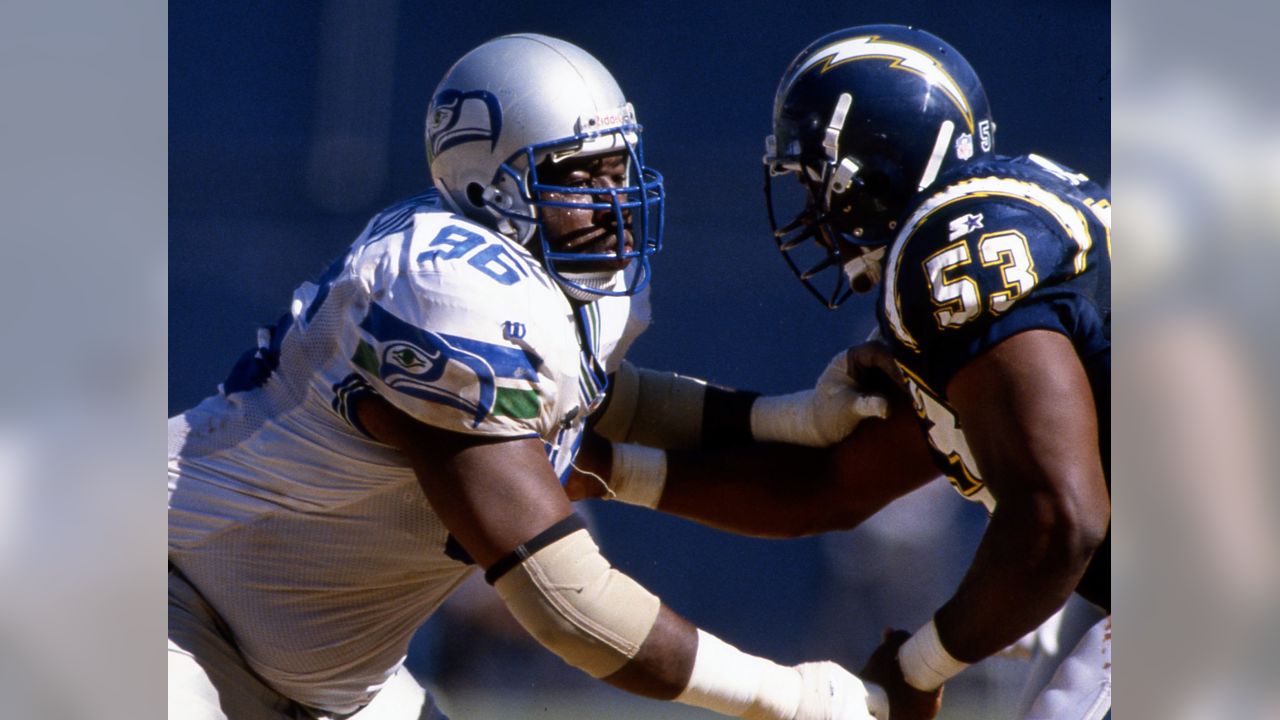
[571,24,1110,720]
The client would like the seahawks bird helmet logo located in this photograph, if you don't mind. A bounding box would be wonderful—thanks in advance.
[429,89,502,157]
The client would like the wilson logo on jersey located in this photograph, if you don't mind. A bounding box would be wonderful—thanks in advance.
[355,303,542,426]
[502,321,527,340]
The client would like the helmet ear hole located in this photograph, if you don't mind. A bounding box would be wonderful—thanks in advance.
[465,183,486,208]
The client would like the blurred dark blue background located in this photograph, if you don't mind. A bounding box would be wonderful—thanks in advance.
[169,0,1108,700]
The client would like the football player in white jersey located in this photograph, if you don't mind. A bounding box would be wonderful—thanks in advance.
[570,25,1111,720]
[168,33,894,720]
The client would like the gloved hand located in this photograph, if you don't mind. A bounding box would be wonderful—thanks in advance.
[791,661,889,720]
[750,345,894,447]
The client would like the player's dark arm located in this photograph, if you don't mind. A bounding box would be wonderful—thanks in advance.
[353,394,880,717]
[860,329,1109,716]
[654,389,938,537]
[570,343,937,536]
[353,393,694,698]
[936,329,1109,662]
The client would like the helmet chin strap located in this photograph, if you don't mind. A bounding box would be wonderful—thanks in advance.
[557,269,626,302]
[841,246,887,293]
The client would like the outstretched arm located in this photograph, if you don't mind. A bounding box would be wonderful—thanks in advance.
[594,346,891,453]
[658,389,937,536]
[355,394,888,718]
[572,344,939,537]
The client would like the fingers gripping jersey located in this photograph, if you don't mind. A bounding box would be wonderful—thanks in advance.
[167,190,648,712]
[877,155,1111,609]
[878,154,1111,506]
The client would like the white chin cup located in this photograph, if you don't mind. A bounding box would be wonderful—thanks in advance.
[557,269,625,301]
[841,246,886,291]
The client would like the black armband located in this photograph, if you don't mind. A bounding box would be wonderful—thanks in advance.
[701,386,761,448]
[484,513,589,585]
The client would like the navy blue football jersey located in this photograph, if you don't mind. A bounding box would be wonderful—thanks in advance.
[877,154,1110,610]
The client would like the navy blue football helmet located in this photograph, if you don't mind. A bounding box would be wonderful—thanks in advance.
[764,25,995,308]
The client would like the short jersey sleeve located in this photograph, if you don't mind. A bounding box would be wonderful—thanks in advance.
[880,185,1110,391]
[342,212,580,441]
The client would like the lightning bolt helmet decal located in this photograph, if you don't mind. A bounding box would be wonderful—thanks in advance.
[789,35,974,133]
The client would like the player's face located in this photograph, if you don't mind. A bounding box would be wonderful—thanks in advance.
[535,151,633,271]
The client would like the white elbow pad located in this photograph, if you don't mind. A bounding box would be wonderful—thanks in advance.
[490,523,662,678]
[593,361,708,448]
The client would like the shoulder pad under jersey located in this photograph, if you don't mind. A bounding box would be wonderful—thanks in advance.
[881,164,1109,356]
[346,206,579,439]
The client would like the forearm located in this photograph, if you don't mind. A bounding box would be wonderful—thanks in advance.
[604,607,806,718]
[491,523,876,718]
[615,615,890,719]
[631,394,936,537]
[659,443,855,537]
[929,491,1106,664]
[600,606,697,698]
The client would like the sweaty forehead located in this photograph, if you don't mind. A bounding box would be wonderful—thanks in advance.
[540,150,627,178]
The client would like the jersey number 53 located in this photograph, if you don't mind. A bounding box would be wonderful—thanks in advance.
[924,230,1039,330]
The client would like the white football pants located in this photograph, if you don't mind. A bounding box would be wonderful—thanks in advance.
[1022,607,1111,720]
[168,568,446,720]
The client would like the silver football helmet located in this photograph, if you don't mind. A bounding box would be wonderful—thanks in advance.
[426,34,664,297]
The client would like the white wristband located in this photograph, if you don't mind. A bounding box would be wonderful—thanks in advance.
[898,619,969,691]
[609,443,667,509]
[749,390,816,445]
[675,629,801,720]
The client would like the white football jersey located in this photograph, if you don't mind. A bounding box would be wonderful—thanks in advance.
[168,190,648,713]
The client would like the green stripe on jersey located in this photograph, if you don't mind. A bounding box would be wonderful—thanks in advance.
[494,387,540,419]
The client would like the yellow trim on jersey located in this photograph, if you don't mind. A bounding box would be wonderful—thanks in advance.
[1084,197,1112,258]
[884,176,1094,350]
[896,362,985,498]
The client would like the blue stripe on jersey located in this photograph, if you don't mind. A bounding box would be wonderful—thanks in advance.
[330,372,377,438]
[220,312,293,396]
[574,302,608,416]
[360,303,539,381]
[304,256,349,324]
[438,334,542,381]
[358,302,539,426]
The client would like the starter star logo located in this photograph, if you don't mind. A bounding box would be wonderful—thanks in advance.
[948,212,985,240]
